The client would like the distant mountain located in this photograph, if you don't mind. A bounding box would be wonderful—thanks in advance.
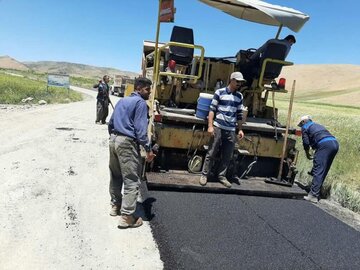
[0,56,29,71]
[24,60,139,79]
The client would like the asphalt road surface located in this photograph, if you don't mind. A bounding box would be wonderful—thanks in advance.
[144,190,360,270]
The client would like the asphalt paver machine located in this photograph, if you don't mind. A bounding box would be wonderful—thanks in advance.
[143,0,310,197]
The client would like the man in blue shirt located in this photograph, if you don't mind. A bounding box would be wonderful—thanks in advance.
[199,72,245,188]
[298,115,339,203]
[108,77,155,228]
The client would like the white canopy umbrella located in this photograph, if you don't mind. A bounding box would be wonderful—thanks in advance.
[198,0,310,32]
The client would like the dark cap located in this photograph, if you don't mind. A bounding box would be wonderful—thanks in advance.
[285,35,296,43]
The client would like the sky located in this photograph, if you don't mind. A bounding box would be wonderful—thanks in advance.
[1,0,359,73]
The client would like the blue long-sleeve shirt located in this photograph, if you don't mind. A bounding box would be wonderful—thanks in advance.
[108,92,151,151]
[301,121,336,151]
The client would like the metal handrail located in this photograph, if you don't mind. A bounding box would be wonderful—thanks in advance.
[258,58,293,87]
[154,41,205,83]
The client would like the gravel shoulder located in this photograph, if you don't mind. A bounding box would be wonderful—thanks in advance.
[0,86,163,270]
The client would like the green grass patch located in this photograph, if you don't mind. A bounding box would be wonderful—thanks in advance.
[276,99,360,212]
[294,88,360,101]
[71,76,99,89]
[0,72,82,104]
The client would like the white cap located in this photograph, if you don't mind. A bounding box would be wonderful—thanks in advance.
[230,72,246,82]
[297,115,312,127]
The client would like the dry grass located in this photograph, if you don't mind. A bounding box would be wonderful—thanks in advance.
[280,64,360,107]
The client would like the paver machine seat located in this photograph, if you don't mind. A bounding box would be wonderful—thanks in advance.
[258,41,288,80]
[168,26,194,66]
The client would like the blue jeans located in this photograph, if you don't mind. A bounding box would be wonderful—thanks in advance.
[201,127,236,179]
[310,140,339,197]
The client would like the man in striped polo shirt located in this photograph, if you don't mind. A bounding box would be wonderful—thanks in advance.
[199,72,246,188]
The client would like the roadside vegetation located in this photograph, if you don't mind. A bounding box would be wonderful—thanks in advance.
[276,94,360,213]
[0,70,82,104]
[71,76,99,89]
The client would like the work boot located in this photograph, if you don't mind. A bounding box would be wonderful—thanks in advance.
[118,215,143,229]
[219,176,232,188]
[110,205,120,216]
[303,193,318,203]
[199,175,207,186]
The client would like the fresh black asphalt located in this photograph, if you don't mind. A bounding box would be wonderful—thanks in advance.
[143,191,360,270]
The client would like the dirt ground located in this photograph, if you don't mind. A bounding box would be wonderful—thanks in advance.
[0,87,163,270]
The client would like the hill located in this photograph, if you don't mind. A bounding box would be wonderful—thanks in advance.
[24,61,139,79]
[1,56,359,107]
[0,56,29,71]
[280,64,360,107]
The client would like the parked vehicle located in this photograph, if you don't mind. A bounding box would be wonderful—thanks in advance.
[110,75,134,97]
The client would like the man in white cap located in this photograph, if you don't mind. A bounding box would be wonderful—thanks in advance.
[298,115,339,203]
[199,71,245,188]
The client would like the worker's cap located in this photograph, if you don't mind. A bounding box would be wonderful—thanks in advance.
[285,34,296,43]
[230,72,246,82]
[297,115,312,127]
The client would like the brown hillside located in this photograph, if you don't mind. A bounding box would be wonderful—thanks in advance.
[280,64,360,106]
[0,56,29,71]
[24,61,139,79]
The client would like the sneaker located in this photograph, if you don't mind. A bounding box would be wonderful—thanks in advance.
[199,175,207,186]
[303,193,318,203]
[95,121,101,125]
[118,215,143,229]
[219,176,232,188]
[109,205,120,216]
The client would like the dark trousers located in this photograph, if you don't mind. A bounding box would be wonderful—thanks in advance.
[96,99,109,123]
[201,127,236,179]
[310,140,339,197]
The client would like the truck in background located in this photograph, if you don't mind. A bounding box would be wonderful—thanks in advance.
[110,75,135,97]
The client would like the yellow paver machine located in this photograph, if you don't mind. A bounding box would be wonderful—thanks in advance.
[143,0,310,197]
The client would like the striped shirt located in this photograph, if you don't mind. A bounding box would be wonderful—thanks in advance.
[210,87,243,131]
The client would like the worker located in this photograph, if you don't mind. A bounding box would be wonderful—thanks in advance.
[243,35,296,86]
[250,34,296,63]
[298,115,339,203]
[199,72,245,188]
[95,75,110,124]
[107,77,155,229]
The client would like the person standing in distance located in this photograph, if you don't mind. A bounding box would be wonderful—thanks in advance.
[95,75,110,124]
[107,77,155,229]
[199,72,245,188]
[298,115,339,203]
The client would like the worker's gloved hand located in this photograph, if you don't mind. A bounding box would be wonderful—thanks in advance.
[305,152,313,160]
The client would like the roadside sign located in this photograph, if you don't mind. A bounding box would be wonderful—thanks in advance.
[47,74,70,88]
[159,0,175,23]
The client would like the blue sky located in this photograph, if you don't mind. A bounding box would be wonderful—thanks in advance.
[1,0,359,72]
